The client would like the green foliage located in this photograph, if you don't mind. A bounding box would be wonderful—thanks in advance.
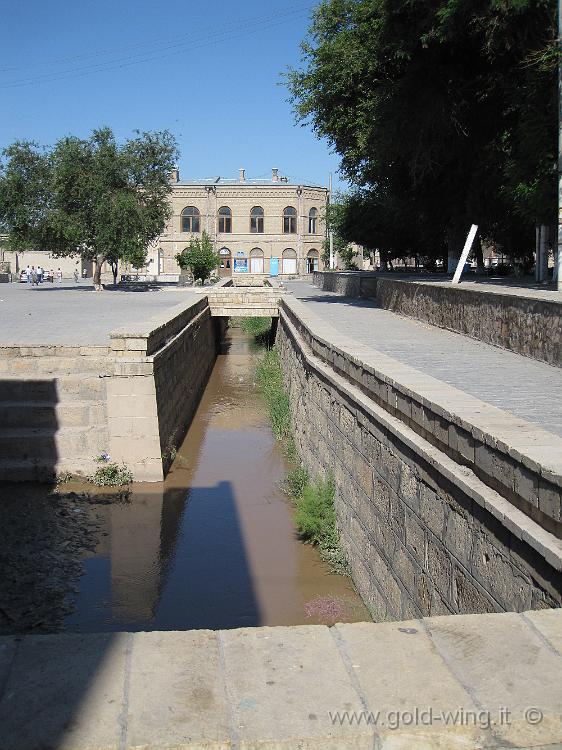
[255,348,292,441]
[0,127,178,284]
[175,231,219,283]
[255,346,348,574]
[235,316,273,340]
[287,0,557,261]
[89,462,133,487]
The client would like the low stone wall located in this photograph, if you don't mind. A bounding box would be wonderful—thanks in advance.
[312,270,378,298]
[277,298,562,620]
[108,298,222,481]
[312,272,562,366]
[195,287,285,317]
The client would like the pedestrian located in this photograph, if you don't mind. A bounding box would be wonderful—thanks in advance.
[26,264,32,285]
[73,268,79,283]
[48,269,54,283]
[56,268,62,284]
[30,266,38,286]
[37,265,43,283]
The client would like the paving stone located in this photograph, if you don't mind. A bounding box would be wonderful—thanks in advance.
[0,632,128,750]
[425,611,562,747]
[285,281,562,438]
[334,620,492,747]
[220,625,373,749]
[126,631,230,750]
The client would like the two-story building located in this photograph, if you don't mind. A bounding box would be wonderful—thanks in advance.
[145,167,328,279]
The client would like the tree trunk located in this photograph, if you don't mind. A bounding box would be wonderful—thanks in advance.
[93,255,104,291]
[447,225,466,274]
[111,260,118,285]
[474,235,485,273]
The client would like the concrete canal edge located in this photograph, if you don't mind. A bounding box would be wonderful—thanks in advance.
[0,610,561,749]
[277,296,562,619]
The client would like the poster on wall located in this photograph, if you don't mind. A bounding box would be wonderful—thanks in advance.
[234,257,248,273]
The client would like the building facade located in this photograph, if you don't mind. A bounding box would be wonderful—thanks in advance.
[145,168,328,279]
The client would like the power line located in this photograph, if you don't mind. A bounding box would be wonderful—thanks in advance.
[0,7,310,85]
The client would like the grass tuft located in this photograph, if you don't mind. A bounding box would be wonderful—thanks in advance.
[89,462,133,487]
[255,345,348,575]
[232,316,272,342]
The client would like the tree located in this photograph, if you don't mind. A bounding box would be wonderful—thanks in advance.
[287,0,557,268]
[0,127,178,289]
[175,231,219,283]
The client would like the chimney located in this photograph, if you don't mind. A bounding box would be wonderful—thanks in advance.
[271,167,279,182]
[170,166,180,183]
[239,168,245,182]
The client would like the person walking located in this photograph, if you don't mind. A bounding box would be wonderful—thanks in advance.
[37,265,43,284]
[73,268,79,283]
[30,266,38,286]
[26,264,32,285]
[56,268,62,284]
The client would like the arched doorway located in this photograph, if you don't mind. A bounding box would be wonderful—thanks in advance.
[306,249,319,274]
[282,248,297,275]
[218,247,232,277]
[250,248,264,274]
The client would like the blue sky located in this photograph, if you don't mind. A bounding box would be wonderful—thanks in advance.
[0,0,345,190]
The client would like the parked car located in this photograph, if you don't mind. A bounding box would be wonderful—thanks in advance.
[19,269,28,282]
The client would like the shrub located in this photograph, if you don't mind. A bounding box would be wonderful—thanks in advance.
[89,462,133,487]
[175,231,219,283]
[256,348,291,441]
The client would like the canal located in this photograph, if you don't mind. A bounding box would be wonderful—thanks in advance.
[0,325,369,633]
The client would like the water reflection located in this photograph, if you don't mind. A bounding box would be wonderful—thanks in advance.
[64,327,370,631]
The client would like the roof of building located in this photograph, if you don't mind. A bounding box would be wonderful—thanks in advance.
[172,177,327,189]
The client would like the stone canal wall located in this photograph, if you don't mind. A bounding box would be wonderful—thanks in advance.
[108,298,223,481]
[277,297,562,620]
[312,272,562,366]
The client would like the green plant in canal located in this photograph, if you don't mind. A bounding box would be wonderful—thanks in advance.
[256,348,292,441]
[232,316,273,344]
[255,346,349,575]
[89,461,133,487]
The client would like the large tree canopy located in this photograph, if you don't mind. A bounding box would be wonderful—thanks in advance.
[287,0,557,265]
[0,127,178,287]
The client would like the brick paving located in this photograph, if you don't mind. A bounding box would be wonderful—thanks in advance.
[0,281,194,346]
[286,280,562,438]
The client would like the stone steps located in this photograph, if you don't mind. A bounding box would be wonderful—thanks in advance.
[0,425,108,462]
[0,400,106,428]
[0,375,107,402]
[0,356,110,376]
[0,457,97,482]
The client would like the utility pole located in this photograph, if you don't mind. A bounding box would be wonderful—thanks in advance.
[554,0,562,292]
[328,173,334,269]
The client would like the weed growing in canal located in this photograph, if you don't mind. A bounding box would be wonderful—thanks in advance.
[256,348,292,441]
[292,475,349,576]
[234,316,273,344]
[89,462,133,487]
[256,346,349,575]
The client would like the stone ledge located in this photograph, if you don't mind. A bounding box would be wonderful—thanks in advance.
[280,297,562,532]
[279,305,562,573]
[1,611,561,749]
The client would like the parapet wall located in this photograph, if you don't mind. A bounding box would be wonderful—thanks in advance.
[277,297,562,620]
[108,298,222,481]
[312,272,562,367]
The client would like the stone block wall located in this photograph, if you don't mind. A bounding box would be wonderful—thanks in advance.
[108,298,222,481]
[277,303,562,621]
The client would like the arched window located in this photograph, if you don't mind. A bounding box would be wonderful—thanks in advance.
[282,248,297,274]
[306,249,319,273]
[181,206,200,233]
[308,208,318,234]
[283,206,297,234]
[218,206,232,233]
[250,247,264,274]
[250,206,264,233]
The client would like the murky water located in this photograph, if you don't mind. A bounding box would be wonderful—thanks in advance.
[1,327,370,633]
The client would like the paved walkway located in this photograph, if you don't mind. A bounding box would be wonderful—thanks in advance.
[0,282,195,346]
[1,611,561,749]
[286,281,562,437]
